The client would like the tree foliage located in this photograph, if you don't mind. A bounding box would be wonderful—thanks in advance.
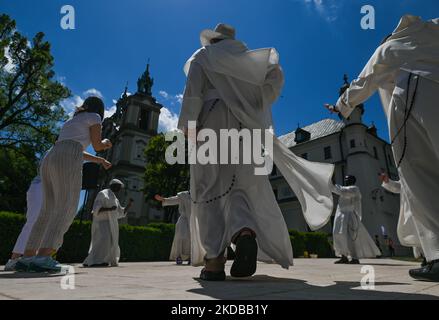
[0,14,71,212]
[143,133,189,222]
[0,14,70,154]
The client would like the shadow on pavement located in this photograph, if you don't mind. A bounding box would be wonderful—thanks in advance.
[189,275,439,300]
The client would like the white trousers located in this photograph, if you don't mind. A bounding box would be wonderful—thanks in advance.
[12,178,43,254]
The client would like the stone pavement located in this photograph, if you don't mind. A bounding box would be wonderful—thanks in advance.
[1,258,438,300]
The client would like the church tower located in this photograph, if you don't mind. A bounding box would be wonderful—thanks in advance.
[339,75,399,243]
[87,63,163,225]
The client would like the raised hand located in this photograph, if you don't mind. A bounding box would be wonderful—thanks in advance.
[379,172,390,183]
[154,194,164,202]
[102,138,113,150]
[101,159,112,170]
[324,104,340,114]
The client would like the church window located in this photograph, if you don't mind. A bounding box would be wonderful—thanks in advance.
[324,146,332,160]
[138,109,150,131]
[350,139,356,148]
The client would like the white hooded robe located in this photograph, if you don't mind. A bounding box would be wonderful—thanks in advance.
[163,191,192,261]
[336,15,439,262]
[331,184,381,259]
[179,39,335,268]
[83,189,126,266]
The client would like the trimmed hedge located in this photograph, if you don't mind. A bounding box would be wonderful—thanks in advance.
[0,211,174,264]
[289,230,334,258]
[0,212,334,264]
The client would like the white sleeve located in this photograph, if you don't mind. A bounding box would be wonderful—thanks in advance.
[177,62,207,131]
[382,179,402,194]
[330,184,343,196]
[85,113,102,126]
[162,195,180,207]
[92,192,105,214]
[263,64,285,106]
[116,199,127,219]
[336,43,400,118]
[330,184,358,198]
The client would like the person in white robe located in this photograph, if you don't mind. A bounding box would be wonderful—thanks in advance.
[155,191,192,264]
[179,23,335,281]
[330,175,381,264]
[4,176,42,271]
[379,173,427,266]
[83,179,132,267]
[325,15,439,281]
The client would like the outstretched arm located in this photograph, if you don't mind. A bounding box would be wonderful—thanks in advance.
[329,42,404,118]
[382,180,402,194]
[155,194,180,207]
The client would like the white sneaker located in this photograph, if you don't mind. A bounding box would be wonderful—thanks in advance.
[4,259,19,271]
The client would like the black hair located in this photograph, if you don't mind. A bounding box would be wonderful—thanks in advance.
[344,175,357,186]
[75,96,105,120]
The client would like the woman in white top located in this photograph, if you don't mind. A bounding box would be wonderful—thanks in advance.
[17,97,113,273]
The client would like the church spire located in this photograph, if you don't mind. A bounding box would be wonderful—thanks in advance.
[137,59,154,96]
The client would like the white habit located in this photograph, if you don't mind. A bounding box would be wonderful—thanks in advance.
[336,15,439,262]
[12,176,43,255]
[162,191,192,261]
[382,179,424,258]
[331,184,381,259]
[179,39,335,268]
[83,189,127,266]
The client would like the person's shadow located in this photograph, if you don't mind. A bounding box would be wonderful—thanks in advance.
[189,275,439,300]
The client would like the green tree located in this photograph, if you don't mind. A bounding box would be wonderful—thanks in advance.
[0,14,70,155]
[0,14,71,212]
[143,133,189,223]
[0,145,38,212]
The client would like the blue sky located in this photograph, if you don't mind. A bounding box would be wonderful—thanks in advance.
[2,0,438,139]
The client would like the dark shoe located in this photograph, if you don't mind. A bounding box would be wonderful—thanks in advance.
[334,256,349,264]
[226,246,236,260]
[230,234,258,278]
[199,268,226,281]
[421,258,428,267]
[409,260,439,282]
[349,259,360,264]
[84,263,109,268]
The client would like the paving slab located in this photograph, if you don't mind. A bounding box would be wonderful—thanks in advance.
[1,259,438,300]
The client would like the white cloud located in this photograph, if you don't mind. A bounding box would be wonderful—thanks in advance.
[158,106,179,133]
[302,0,340,22]
[60,95,84,116]
[60,88,112,118]
[83,88,104,99]
[158,90,183,106]
[159,90,169,99]
[104,105,117,119]
[175,93,183,104]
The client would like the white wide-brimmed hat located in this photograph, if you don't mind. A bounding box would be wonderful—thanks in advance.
[200,23,236,47]
[110,179,124,188]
